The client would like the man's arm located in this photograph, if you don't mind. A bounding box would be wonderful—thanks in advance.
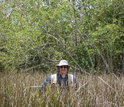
[41,76,51,92]
[73,76,80,88]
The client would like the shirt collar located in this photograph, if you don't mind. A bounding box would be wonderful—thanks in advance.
[57,73,68,79]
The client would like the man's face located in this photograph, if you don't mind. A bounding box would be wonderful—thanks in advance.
[59,66,68,76]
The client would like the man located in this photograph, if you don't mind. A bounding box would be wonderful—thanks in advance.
[41,60,80,92]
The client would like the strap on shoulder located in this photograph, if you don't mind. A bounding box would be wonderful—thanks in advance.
[68,74,74,87]
[51,74,57,84]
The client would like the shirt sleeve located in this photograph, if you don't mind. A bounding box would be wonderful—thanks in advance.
[73,75,80,88]
[41,76,51,92]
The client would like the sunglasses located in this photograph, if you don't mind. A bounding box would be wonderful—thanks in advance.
[60,66,68,68]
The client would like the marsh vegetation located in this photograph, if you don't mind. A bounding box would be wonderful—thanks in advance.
[0,72,124,106]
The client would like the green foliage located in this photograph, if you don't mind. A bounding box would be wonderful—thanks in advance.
[0,0,123,72]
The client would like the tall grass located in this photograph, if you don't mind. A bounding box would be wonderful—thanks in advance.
[0,72,124,107]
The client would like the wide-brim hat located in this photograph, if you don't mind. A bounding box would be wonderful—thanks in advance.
[56,60,70,67]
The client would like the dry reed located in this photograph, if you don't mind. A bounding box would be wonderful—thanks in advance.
[0,72,124,107]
